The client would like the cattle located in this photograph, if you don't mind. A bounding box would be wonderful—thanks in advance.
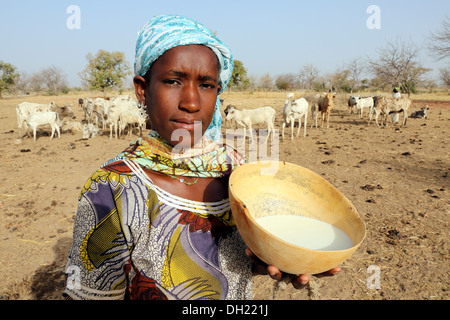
[348,96,358,114]
[16,102,56,137]
[26,111,60,142]
[107,97,140,139]
[310,102,319,129]
[369,96,411,127]
[355,97,374,119]
[82,123,99,139]
[224,104,238,129]
[16,101,75,140]
[286,92,295,101]
[56,104,76,120]
[282,98,308,139]
[317,92,336,128]
[225,105,276,143]
[93,98,111,129]
[118,109,147,138]
[79,98,95,123]
[60,120,83,133]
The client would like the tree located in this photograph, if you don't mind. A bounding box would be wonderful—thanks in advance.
[40,65,68,95]
[0,61,19,98]
[298,64,319,90]
[427,16,450,61]
[275,73,298,91]
[327,69,352,93]
[80,50,131,94]
[28,72,44,93]
[345,58,365,92]
[439,67,450,88]
[228,60,251,90]
[13,71,30,95]
[367,39,430,96]
[258,74,273,91]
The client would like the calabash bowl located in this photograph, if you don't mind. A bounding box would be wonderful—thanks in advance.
[229,161,366,275]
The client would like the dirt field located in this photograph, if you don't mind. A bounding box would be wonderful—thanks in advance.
[0,90,448,300]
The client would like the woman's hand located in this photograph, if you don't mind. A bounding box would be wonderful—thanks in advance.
[245,248,341,289]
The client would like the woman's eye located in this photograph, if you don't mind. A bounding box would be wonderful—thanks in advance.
[164,79,180,85]
[201,83,215,89]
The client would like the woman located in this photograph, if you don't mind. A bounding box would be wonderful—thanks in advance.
[64,15,338,300]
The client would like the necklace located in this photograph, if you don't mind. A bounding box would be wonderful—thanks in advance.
[168,174,199,186]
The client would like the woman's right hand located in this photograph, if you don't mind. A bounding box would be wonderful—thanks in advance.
[245,248,341,289]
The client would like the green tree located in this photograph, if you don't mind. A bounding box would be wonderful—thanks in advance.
[80,50,131,94]
[0,61,19,98]
[228,60,251,89]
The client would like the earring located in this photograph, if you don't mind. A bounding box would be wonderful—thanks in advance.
[137,101,147,117]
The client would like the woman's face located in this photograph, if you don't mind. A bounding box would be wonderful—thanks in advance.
[134,44,221,147]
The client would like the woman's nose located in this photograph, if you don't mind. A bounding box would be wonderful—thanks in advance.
[179,83,200,112]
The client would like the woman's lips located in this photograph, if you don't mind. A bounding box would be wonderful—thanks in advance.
[171,119,202,131]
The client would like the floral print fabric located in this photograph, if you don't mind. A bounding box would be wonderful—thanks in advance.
[64,137,252,300]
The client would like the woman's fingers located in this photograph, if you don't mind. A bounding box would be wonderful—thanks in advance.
[245,248,341,290]
[291,267,341,289]
[314,266,341,278]
[267,265,282,281]
[245,248,269,275]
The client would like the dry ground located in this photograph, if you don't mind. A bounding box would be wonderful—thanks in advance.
[0,90,448,300]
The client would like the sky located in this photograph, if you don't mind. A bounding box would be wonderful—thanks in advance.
[1,0,449,87]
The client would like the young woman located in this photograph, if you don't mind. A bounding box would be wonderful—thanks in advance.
[64,15,339,300]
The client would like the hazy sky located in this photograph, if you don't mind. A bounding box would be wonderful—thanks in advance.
[1,0,449,87]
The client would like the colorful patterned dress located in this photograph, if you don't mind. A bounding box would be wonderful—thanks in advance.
[64,133,253,300]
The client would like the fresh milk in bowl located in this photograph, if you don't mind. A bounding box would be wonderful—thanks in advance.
[255,215,353,251]
[229,161,366,275]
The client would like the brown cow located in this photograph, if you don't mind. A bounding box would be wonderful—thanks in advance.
[317,92,336,128]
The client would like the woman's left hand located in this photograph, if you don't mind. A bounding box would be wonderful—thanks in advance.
[245,248,341,289]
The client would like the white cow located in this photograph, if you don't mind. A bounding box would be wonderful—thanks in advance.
[16,101,56,137]
[93,98,111,129]
[355,97,374,119]
[107,97,140,139]
[282,98,308,139]
[286,92,295,101]
[79,98,95,123]
[225,105,276,143]
[118,109,147,138]
[26,111,60,142]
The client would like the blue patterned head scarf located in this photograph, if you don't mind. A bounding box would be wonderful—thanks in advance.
[135,15,234,142]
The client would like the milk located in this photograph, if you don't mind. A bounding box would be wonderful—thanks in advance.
[256,215,353,251]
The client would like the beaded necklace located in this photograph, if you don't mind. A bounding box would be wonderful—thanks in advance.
[168,174,199,186]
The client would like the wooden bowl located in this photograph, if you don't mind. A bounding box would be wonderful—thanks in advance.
[229,161,366,275]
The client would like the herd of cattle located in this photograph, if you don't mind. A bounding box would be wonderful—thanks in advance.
[15,94,147,142]
[14,92,429,143]
[225,92,428,141]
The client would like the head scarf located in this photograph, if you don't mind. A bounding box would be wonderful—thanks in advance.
[135,15,234,142]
